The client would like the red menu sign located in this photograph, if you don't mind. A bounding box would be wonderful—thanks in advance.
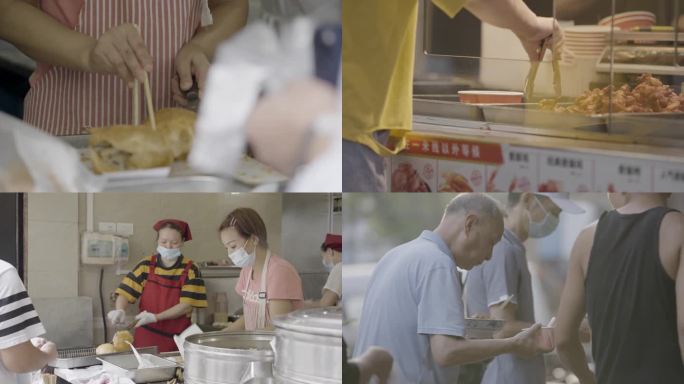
[403,134,504,165]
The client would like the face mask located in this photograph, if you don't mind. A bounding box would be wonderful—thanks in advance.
[527,196,560,238]
[157,246,181,261]
[322,258,335,272]
[229,239,256,268]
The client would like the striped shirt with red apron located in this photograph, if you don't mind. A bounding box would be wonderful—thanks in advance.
[23,0,205,136]
[135,255,192,353]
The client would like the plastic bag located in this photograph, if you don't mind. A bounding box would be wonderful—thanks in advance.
[189,18,315,176]
[0,112,103,192]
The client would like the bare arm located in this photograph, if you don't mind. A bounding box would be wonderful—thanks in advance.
[465,0,539,38]
[678,239,684,365]
[156,303,192,322]
[223,315,246,332]
[115,294,131,311]
[464,0,558,61]
[430,322,542,367]
[430,334,513,366]
[173,0,248,102]
[191,0,249,60]
[0,0,95,70]
[490,302,533,339]
[259,299,294,330]
[319,290,340,307]
[665,213,684,365]
[0,340,55,373]
[555,225,596,384]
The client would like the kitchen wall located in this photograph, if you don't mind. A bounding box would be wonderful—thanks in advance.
[282,193,341,273]
[26,193,80,297]
[25,193,337,344]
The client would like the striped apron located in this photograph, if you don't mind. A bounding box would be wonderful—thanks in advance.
[23,0,204,136]
[242,250,271,330]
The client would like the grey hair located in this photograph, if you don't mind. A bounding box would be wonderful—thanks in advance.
[443,193,504,223]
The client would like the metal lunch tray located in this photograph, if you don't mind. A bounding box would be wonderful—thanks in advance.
[413,97,485,121]
[464,318,505,339]
[98,353,179,383]
[60,135,286,191]
[50,346,158,369]
[608,113,684,140]
[480,103,607,132]
[480,102,684,135]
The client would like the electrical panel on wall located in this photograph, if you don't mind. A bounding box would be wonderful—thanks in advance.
[80,232,129,265]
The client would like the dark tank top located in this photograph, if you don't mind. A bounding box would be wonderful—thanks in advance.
[585,207,684,383]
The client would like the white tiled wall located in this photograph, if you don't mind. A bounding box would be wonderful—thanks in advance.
[26,193,79,298]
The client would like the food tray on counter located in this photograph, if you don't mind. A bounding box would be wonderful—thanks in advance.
[480,104,607,132]
[465,318,504,339]
[60,135,288,188]
[50,346,158,369]
[608,113,684,139]
[98,353,178,383]
[413,97,485,122]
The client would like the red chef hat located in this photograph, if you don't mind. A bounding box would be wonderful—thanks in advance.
[153,219,192,241]
[323,233,342,252]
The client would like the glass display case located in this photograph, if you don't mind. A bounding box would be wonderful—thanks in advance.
[393,0,684,193]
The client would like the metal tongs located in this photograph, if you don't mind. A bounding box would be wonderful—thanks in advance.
[524,33,562,101]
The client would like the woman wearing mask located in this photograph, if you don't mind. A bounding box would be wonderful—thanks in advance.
[304,233,342,308]
[108,219,207,352]
[219,208,303,331]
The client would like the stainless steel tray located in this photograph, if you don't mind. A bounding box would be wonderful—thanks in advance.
[102,175,250,192]
[608,113,684,139]
[480,104,606,131]
[50,346,158,369]
[99,353,178,383]
[60,135,286,190]
[413,97,485,121]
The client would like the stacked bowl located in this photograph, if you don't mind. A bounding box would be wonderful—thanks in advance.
[562,25,612,64]
[599,11,656,30]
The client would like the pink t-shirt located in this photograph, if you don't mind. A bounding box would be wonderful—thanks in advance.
[235,254,304,330]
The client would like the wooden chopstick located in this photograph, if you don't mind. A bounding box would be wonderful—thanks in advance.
[142,73,156,131]
[132,24,155,130]
[133,80,141,125]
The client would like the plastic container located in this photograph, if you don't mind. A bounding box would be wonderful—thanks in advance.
[457,90,524,104]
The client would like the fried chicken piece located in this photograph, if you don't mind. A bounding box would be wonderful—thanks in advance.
[539,74,683,115]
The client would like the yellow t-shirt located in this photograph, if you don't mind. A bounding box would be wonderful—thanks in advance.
[342,0,467,156]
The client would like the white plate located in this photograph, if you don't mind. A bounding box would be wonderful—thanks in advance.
[565,25,612,34]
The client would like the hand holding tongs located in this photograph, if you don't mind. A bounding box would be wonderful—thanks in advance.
[524,32,562,101]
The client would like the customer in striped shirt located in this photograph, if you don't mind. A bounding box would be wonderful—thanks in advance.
[109,219,208,352]
[0,260,57,384]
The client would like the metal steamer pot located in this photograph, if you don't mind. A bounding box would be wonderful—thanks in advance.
[272,307,343,384]
[184,331,276,384]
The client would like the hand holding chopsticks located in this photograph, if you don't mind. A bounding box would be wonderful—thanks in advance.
[132,25,156,130]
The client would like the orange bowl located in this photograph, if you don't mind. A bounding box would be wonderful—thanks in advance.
[458,90,524,104]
